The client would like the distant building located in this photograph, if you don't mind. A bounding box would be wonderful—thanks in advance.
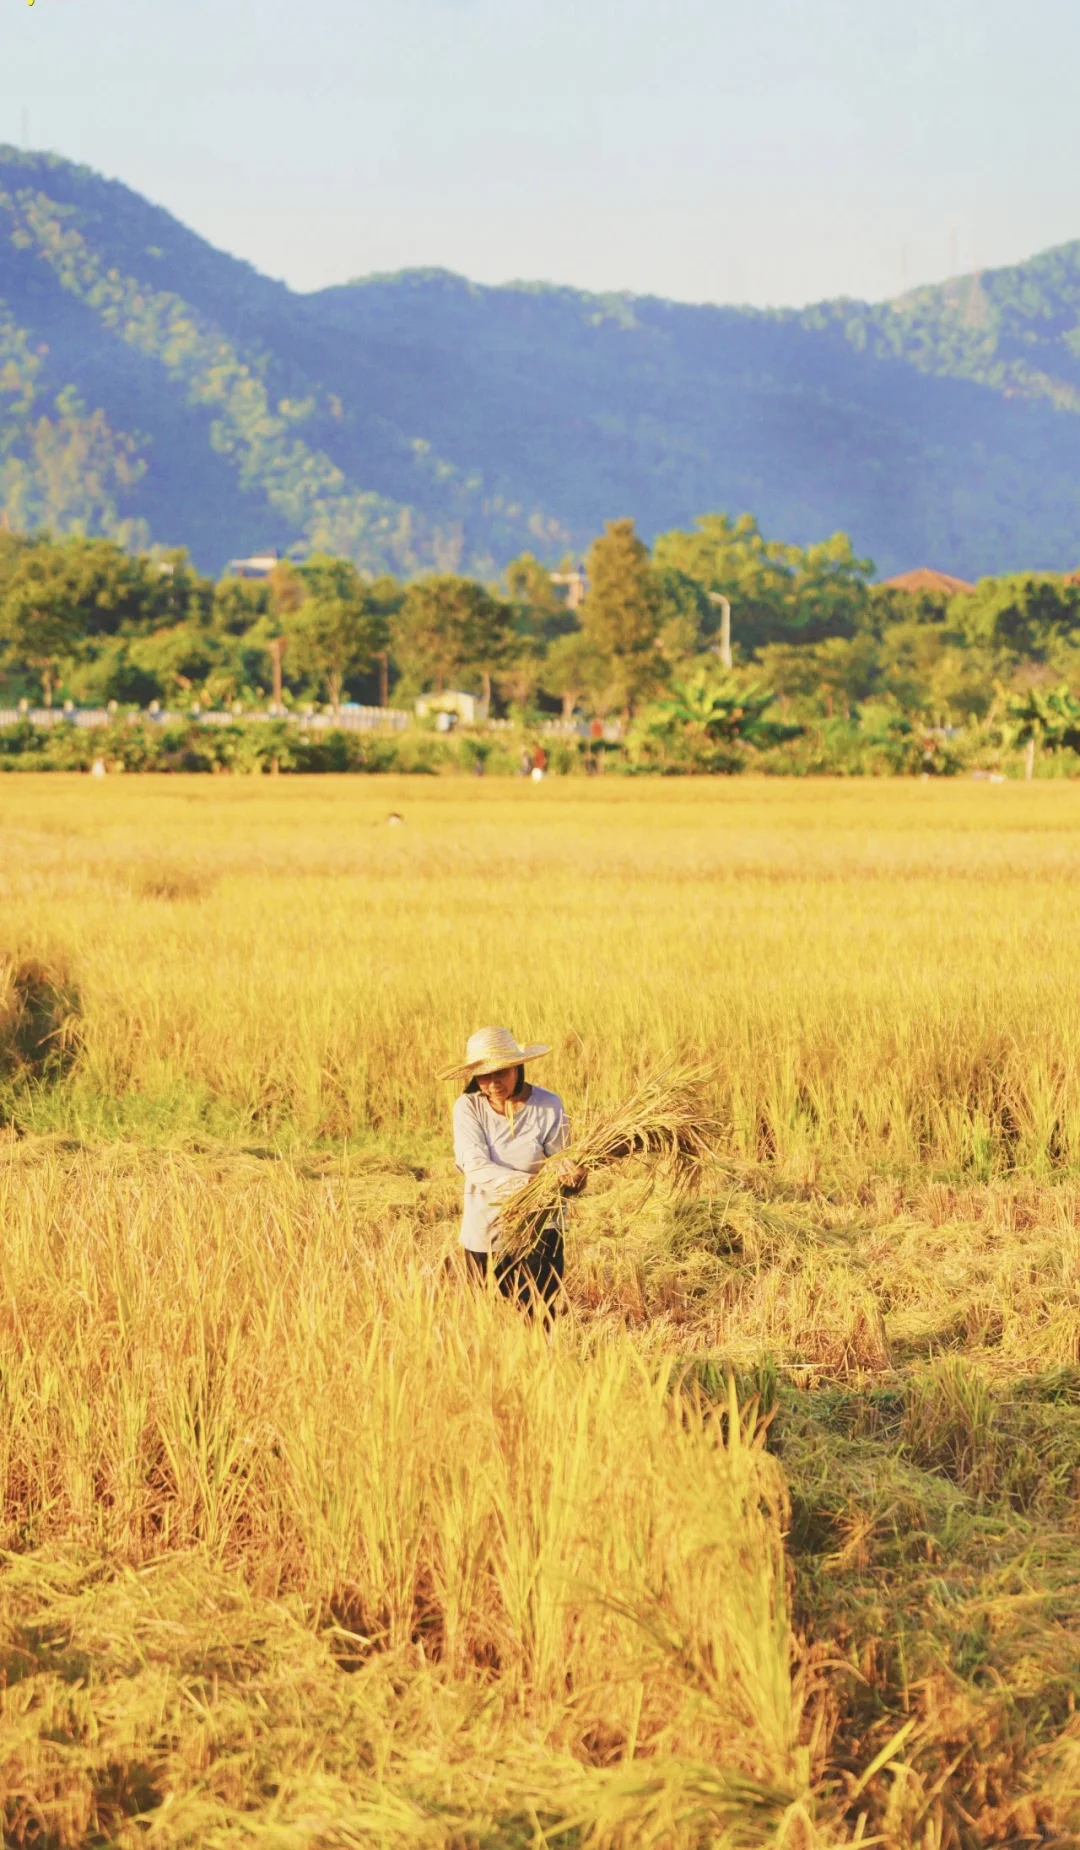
[880,568,976,596]
[416,691,485,727]
[228,550,280,580]
[550,566,588,611]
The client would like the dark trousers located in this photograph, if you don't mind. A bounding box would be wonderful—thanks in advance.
[465,1224,565,1316]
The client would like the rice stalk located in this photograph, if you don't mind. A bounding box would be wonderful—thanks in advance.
[10,777,1080,1838]
[0,954,82,1088]
[498,1060,723,1259]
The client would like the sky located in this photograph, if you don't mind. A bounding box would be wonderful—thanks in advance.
[2,0,1079,309]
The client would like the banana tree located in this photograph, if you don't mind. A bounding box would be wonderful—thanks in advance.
[1002,683,1080,779]
[639,669,800,771]
[656,670,795,746]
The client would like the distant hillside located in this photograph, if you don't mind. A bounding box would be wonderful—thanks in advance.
[5,146,1080,577]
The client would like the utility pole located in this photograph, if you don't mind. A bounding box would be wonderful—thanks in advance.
[268,635,285,714]
[708,593,732,669]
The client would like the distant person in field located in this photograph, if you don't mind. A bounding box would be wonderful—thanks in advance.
[438,1026,586,1314]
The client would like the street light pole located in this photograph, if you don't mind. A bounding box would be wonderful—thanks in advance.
[708,593,732,670]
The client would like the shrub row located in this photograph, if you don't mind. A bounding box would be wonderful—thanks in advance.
[2,715,1077,776]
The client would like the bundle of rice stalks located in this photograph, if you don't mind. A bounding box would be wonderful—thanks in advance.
[499,1062,721,1260]
[0,954,82,1086]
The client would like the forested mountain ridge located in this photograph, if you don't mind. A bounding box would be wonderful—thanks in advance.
[5,145,1080,578]
[810,242,1080,411]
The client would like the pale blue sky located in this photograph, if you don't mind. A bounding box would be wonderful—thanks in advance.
[2,0,1077,307]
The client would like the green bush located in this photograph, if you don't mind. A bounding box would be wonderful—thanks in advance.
[2,714,1079,777]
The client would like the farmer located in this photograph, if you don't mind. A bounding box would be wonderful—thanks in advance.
[438,1026,586,1313]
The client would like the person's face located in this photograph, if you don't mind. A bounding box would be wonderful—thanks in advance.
[476,1065,520,1108]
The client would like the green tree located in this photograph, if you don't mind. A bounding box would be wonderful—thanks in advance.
[29,536,160,639]
[0,546,84,705]
[498,639,543,715]
[0,532,35,609]
[364,575,406,707]
[954,575,1080,661]
[298,554,364,604]
[292,592,387,713]
[866,582,953,633]
[65,635,152,708]
[506,552,576,647]
[580,519,663,719]
[652,566,713,668]
[757,634,883,719]
[393,575,513,705]
[0,535,189,705]
[213,575,270,638]
[137,549,214,633]
[125,625,240,706]
[502,553,583,716]
[471,589,516,711]
[17,537,206,706]
[251,559,307,711]
[653,514,873,651]
[539,630,610,722]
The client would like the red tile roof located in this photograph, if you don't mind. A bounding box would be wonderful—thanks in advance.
[880,568,976,595]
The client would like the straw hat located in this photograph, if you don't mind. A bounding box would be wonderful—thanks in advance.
[436,1025,551,1083]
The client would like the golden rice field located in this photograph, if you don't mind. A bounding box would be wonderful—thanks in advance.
[3,773,1080,1848]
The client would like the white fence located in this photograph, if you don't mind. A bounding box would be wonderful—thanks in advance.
[0,706,609,740]
[0,706,410,733]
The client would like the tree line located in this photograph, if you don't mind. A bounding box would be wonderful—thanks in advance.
[3,514,1080,773]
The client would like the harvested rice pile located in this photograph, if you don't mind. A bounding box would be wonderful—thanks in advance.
[498,1062,722,1259]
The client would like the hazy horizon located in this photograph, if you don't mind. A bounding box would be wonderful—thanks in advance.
[3,137,1061,323]
[4,0,1080,312]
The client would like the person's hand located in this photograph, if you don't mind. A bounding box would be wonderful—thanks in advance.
[555,1159,587,1194]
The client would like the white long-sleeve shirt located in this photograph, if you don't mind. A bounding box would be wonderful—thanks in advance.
[452,1085,571,1253]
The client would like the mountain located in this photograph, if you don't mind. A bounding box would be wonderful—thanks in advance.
[5,145,1080,579]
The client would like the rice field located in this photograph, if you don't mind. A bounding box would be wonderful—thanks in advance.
[3,774,1080,1847]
